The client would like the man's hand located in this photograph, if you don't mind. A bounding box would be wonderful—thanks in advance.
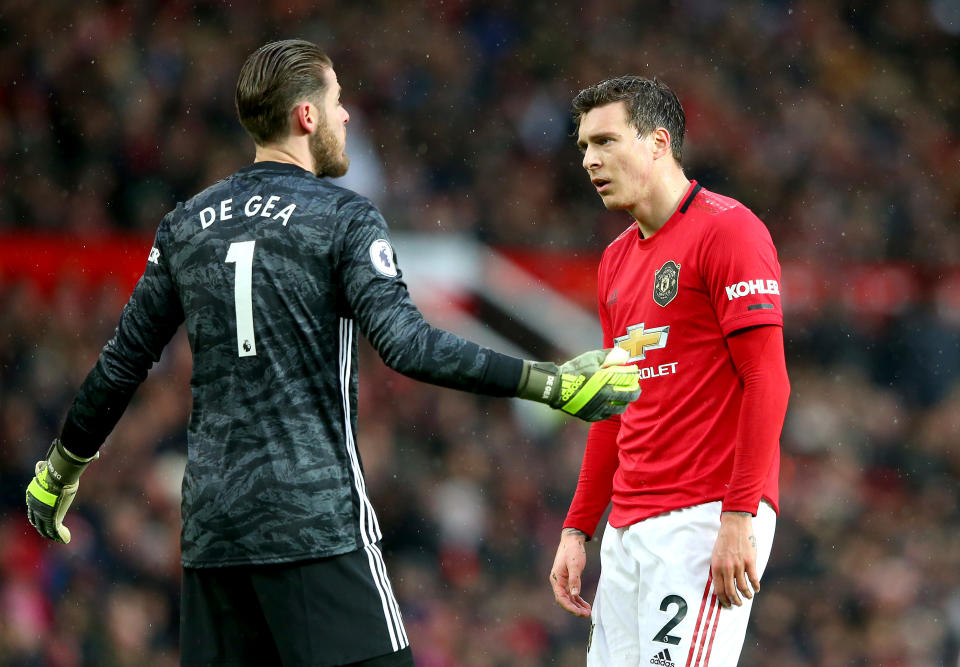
[550,528,592,617]
[26,439,97,544]
[518,347,640,422]
[710,511,759,609]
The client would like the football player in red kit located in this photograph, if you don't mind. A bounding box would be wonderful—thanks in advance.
[549,76,790,667]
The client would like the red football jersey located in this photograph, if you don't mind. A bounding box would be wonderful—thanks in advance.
[570,182,784,531]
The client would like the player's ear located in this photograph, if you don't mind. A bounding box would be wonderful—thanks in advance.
[293,101,318,134]
[650,127,672,160]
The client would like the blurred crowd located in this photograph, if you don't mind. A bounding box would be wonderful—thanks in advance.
[1,0,958,258]
[1,0,959,665]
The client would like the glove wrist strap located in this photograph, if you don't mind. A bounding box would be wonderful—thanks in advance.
[516,361,561,406]
[47,439,96,486]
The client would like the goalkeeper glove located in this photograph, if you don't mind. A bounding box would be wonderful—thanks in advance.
[26,439,97,544]
[517,347,640,421]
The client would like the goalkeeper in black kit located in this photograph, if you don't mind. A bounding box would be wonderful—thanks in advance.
[24,39,640,667]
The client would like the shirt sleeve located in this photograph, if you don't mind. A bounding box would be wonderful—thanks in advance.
[701,208,783,336]
[335,195,521,395]
[563,417,620,538]
[722,325,790,514]
[60,216,185,457]
[563,251,620,538]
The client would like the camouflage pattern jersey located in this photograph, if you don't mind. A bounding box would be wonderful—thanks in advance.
[59,162,523,567]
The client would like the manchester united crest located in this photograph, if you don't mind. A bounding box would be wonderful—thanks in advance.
[653,260,681,307]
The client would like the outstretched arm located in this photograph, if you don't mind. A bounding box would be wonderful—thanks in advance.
[336,198,639,420]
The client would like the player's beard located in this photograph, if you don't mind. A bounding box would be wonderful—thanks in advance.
[310,121,349,178]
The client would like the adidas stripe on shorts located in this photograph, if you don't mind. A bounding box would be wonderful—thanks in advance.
[587,500,776,667]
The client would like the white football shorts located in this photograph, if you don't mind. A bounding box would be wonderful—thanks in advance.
[587,500,776,667]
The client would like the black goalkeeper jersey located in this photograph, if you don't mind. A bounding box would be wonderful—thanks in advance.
[60,161,522,567]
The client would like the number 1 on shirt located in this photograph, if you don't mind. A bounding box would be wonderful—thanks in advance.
[225,240,257,357]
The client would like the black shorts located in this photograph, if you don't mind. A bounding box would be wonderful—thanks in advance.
[180,544,412,667]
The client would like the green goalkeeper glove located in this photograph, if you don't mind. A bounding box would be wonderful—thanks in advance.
[517,347,641,421]
[26,439,98,544]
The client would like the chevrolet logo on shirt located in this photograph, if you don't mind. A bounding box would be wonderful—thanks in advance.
[614,323,669,361]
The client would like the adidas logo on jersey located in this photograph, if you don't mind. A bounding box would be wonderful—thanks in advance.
[650,648,675,666]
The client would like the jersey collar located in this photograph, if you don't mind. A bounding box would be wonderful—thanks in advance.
[636,180,702,242]
[238,161,314,177]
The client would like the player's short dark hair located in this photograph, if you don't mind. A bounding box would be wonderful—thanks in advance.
[236,39,333,145]
[572,76,685,163]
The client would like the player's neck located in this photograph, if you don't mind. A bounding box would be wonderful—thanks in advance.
[631,169,691,239]
[253,142,314,175]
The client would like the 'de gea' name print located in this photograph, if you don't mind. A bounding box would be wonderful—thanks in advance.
[198,195,298,229]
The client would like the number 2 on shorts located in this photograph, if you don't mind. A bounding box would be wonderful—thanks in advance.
[225,240,257,357]
[653,594,688,645]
